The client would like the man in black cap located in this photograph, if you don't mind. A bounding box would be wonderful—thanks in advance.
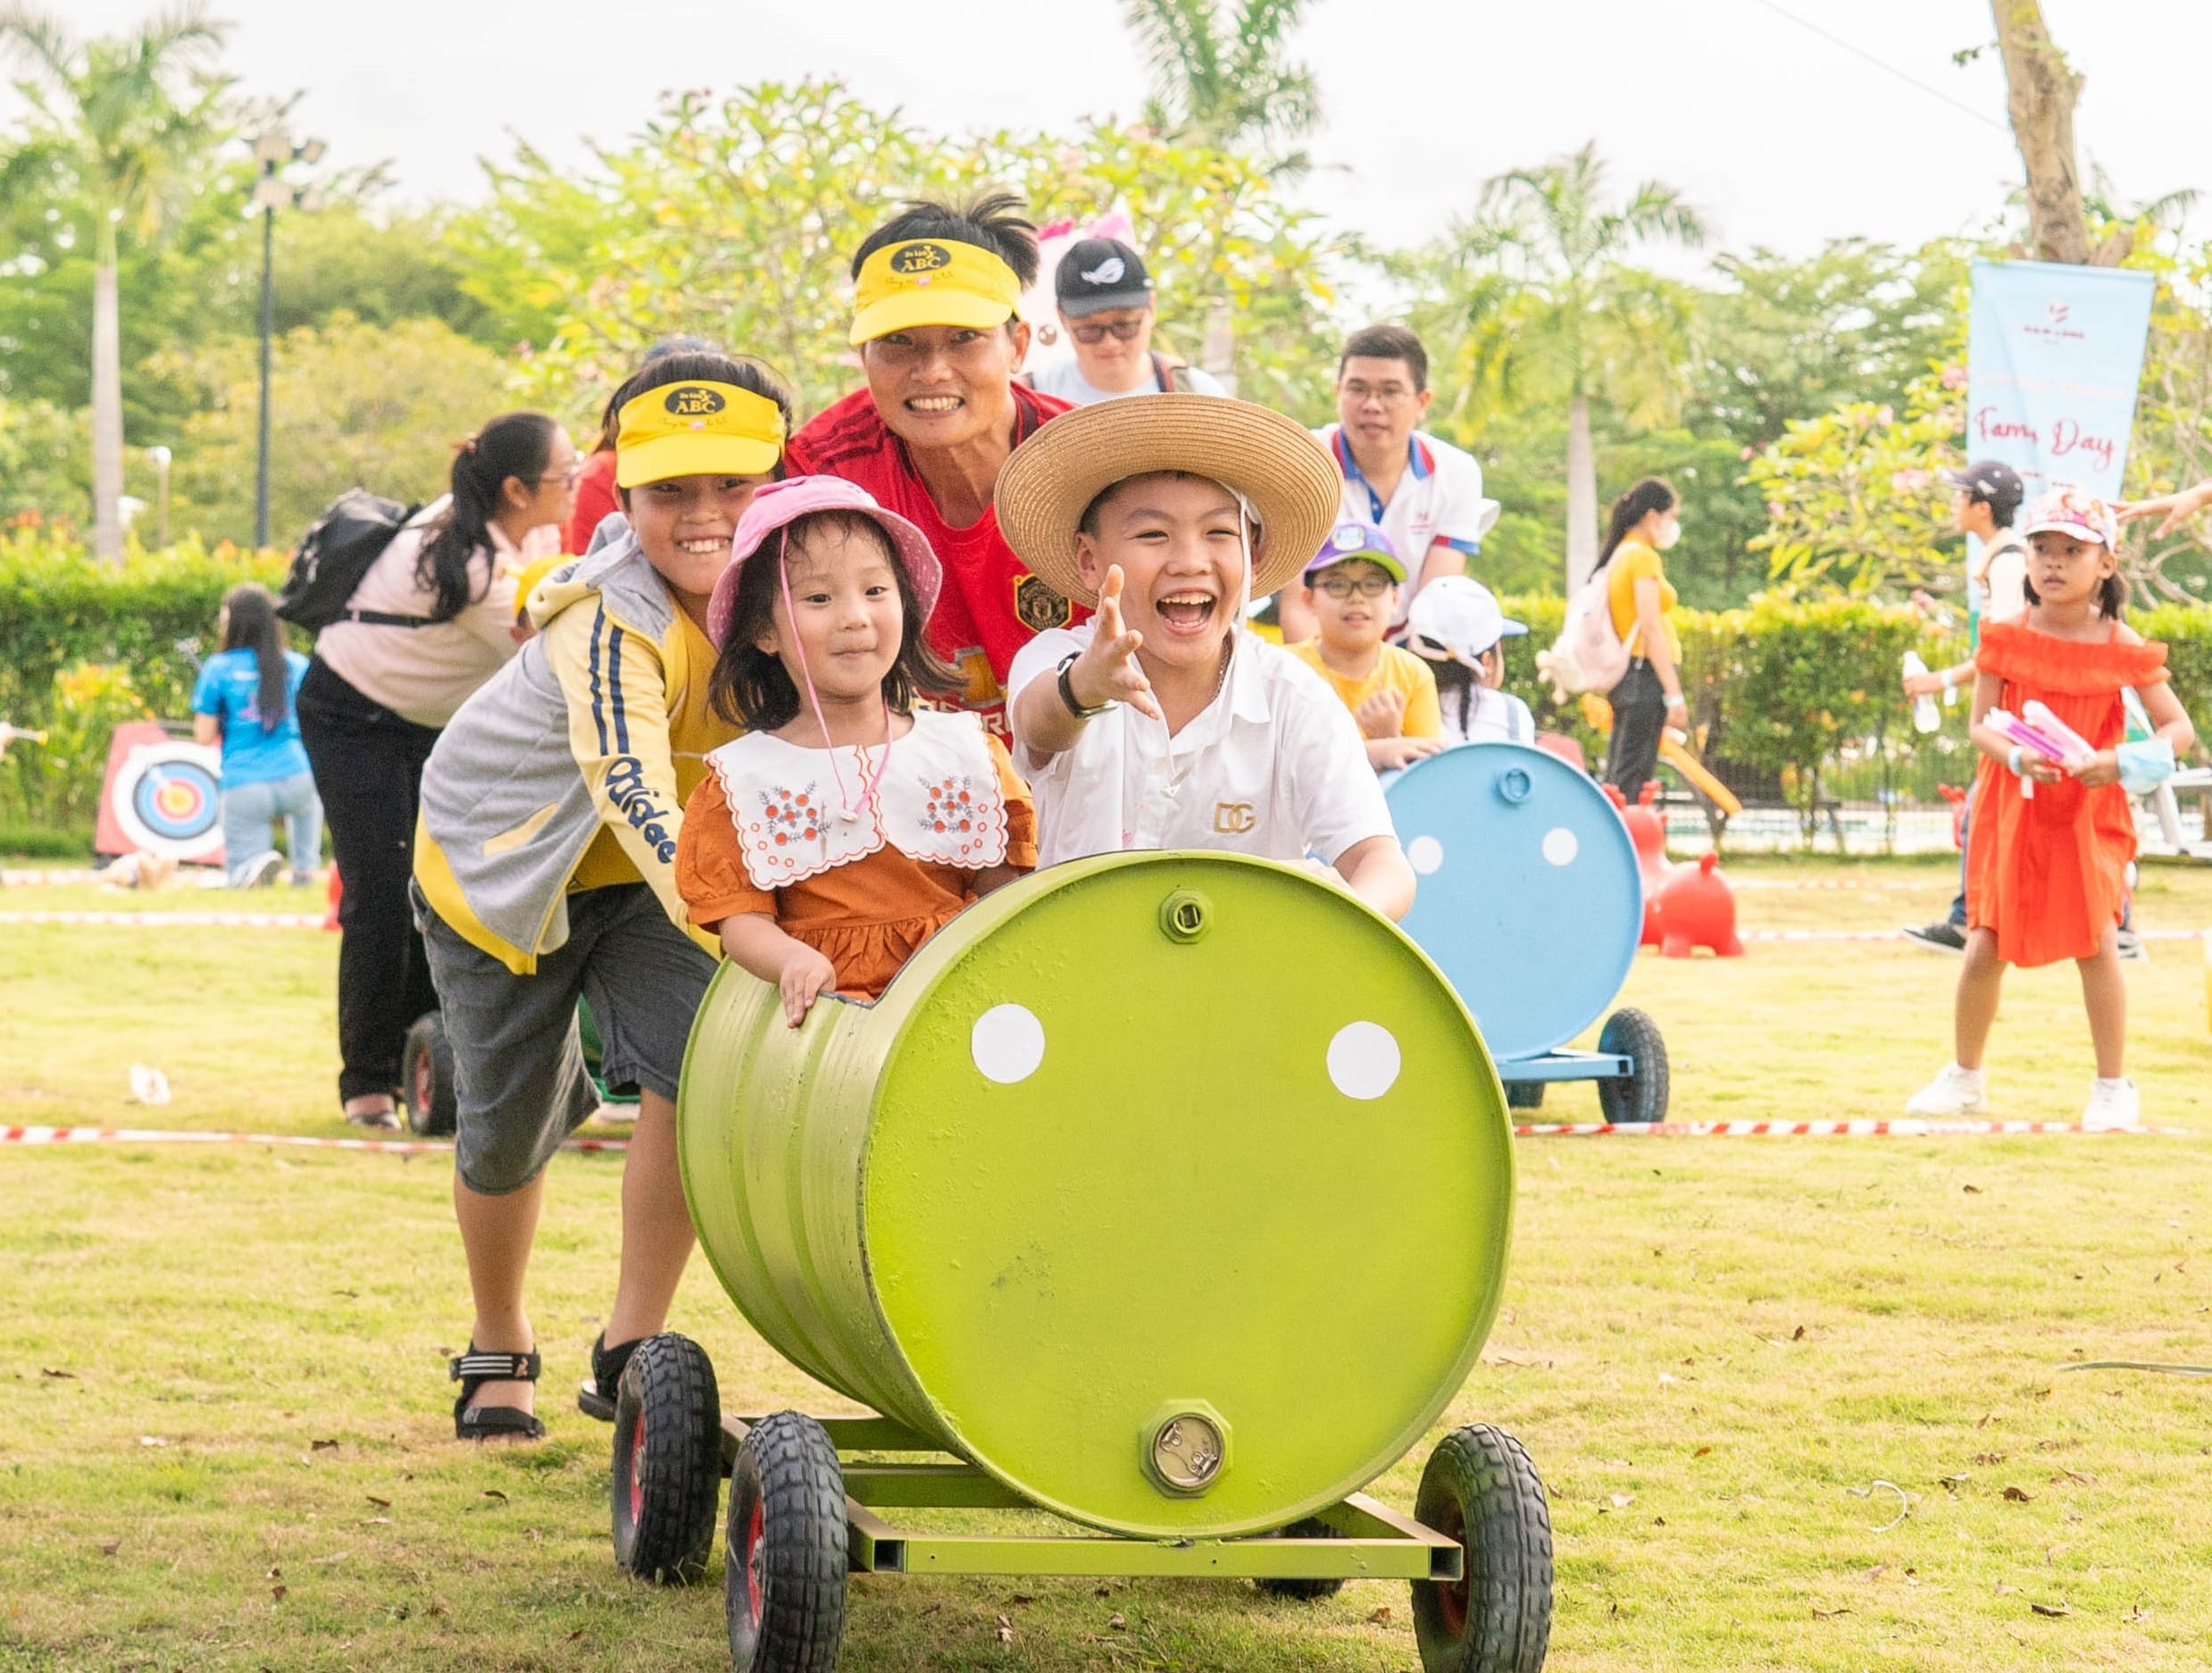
[1029,236,1227,406]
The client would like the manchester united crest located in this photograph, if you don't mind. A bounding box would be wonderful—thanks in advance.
[1013,573,1073,633]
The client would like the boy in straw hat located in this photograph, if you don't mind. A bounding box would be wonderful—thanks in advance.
[999,393,1415,919]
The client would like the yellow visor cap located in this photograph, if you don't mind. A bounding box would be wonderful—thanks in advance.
[614,381,786,489]
[849,238,1023,346]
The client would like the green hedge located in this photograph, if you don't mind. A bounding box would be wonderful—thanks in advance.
[0,529,288,832]
[4,530,2212,842]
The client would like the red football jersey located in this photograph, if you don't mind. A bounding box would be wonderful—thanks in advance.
[785,386,1089,728]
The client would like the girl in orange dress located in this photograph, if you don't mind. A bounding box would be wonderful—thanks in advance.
[1907,488,2193,1128]
[676,477,1035,1026]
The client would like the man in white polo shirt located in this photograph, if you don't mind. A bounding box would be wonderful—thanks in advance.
[1280,322,1498,644]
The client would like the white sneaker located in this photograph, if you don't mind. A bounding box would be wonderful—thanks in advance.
[242,849,284,888]
[2083,1077,2140,1131]
[1906,1063,1987,1116]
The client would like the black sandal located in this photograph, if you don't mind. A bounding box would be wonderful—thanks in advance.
[577,1331,642,1422]
[450,1345,546,1442]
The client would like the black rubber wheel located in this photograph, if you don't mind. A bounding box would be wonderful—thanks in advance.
[1410,1425,1553,1673]
[1595,1008,1668,1125]
[726,1410,847,1672]
[1504,1080,1546,1111]
[611,1334,722,1585]
[1254,1516,1348,1600]
[400,1012,455,1137]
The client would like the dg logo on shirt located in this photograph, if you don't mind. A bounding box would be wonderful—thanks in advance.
[1213,803,1256,834]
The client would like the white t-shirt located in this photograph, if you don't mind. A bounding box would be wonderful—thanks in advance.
[1974,531,2028,625]
[1314,425,1490,625]
[313,498,557,729]
[1007,627,1396,869]
[1031,356,1230,406]
[1437,685,1537,748]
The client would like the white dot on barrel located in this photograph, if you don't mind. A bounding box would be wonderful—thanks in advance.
[1406,834,1444,875]
[1327,1021,1400,1100]
[972,1004,1046,1084]
[1541,826,1579,867]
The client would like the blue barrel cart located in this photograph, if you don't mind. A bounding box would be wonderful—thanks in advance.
[1386,742,1669,1123]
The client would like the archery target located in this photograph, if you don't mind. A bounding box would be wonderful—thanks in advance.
[108,740,225,863]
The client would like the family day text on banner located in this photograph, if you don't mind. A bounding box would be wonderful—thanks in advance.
[1965,256,2154,510]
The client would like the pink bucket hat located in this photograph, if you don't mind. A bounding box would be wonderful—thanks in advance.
[705,475,943,648]
[2023,484,2118,550]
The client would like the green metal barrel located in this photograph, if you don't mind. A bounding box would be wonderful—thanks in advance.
[678,851,1514,1540]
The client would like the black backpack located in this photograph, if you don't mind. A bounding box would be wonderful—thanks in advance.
[275,489,430,633]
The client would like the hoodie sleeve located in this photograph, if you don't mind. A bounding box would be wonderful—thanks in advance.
[545,598,716,951]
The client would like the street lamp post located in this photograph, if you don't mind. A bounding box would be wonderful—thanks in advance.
[249,129,325,551]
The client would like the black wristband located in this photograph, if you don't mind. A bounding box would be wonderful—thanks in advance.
[1056,651,1114,721]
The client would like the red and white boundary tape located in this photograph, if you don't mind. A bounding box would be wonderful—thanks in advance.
[0,910,324,928]
[0,1119,2190,1155]
[1511,1118,2191,1138]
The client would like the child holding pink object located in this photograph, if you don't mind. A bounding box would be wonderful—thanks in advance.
[1907,488,2194,1128]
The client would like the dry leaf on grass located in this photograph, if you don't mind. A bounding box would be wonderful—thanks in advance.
[995,1612,1014,1644]
[2030,1600,2071,1618]
[38,1368,75,1379]
[1366,1606,1392,1625]
[365,1495,390,1508]
[1693,1445,1712,1458]
[1963,1184,1983,1194]
[1608,1493,1635,1508]
[311,1439,338,1451]
[480,1489,506,1502]
[271,1585,287,1603]
[1792,1325,1807,1340]
[1974,1452,2007,1466]
[1107,1612,1126,1630]
[1811,1604,1850,1620]
[96,1539,119,1557]
[1939,1473,1969,1493]
[2004,1485,2033,1502]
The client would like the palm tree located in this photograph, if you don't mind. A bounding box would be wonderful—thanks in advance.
[0,4,229,561]
[1120,0,1321,168]
[1432,143,1707,591]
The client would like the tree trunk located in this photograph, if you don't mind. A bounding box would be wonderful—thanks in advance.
[1991,0,2091,265]
[90,252,125,564]
[1565,393,1598,593]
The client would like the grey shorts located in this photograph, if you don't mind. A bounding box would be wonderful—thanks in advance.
[413,882,716,1195]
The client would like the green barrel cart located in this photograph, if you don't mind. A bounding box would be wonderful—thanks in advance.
[617,852,1551,1673]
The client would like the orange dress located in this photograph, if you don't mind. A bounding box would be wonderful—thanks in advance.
[1966,619,2167,967]
[675,715,1037,1002]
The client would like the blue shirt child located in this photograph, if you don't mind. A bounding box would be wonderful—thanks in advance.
[191,648,313,787]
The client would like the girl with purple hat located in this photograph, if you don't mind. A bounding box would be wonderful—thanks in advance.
[676,478,1037,1026]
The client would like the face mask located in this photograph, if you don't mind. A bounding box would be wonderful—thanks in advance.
[1656,518,1682,551]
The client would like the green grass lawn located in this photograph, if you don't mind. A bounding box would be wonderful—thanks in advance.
[4,856,2212,1670]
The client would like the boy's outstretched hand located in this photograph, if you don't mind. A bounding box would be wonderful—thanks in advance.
[1066,566,1164,723]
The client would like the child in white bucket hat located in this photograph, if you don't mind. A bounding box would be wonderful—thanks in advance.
[1405,575,1537,747]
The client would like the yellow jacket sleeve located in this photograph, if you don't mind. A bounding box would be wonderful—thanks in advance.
[546,598,717,952]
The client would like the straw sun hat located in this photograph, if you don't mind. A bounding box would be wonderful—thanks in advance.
[996,394,1343,606]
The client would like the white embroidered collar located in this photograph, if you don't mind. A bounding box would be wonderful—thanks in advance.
[705,709,1010,891]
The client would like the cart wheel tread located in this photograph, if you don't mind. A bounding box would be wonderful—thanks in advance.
[1504,1080,1546,1111]
[1595,1008,1668,1125]
[727,1410,847,1672]
[399,1012,455,1137]
[611,1334,722,1585]
[1253,1517,1347,1600]
[1411,1424,1553,1673]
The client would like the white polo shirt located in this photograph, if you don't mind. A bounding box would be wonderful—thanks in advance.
[1315,424,1491,624]
[1007,627,1396,868]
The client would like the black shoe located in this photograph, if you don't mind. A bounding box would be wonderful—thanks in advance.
[1901,921,1968,952]
[578,1330,643,1421]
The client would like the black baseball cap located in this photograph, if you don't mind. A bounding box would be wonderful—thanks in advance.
[1940,460,2024,516]
[1055,238,1155,318]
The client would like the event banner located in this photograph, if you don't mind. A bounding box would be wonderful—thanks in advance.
[1964,258,2155,587]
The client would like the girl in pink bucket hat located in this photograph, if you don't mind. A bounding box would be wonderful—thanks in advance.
[676,476,1036,1025]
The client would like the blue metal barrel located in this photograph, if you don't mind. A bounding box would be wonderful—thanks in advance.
[1386,742,1642,1062]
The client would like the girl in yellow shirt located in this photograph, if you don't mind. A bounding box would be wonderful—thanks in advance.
[1598,478,1687,796]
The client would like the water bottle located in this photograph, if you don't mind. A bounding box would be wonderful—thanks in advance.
[1902,652,1941,734]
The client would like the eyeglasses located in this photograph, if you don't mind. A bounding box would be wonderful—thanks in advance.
[1311,573,1395,599]
[1340,381,1418,407]
[536,464,582,488]
[1068,317,1148,345]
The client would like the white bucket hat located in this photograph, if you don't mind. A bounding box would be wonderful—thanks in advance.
[1405,575,1525,669]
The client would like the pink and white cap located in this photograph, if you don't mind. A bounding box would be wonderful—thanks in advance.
[2023,484,2118,550]
[705,474,943,648]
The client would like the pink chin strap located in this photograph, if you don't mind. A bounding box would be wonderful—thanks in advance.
[777,531,892,825]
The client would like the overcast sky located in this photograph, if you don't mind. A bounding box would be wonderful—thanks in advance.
[36,1,2209,270]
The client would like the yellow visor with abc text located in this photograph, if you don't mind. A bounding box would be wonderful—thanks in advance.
[614,381,786,489]
[849,238,1023,346]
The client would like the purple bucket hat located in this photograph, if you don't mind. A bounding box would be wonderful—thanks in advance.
[705,475,944,648]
